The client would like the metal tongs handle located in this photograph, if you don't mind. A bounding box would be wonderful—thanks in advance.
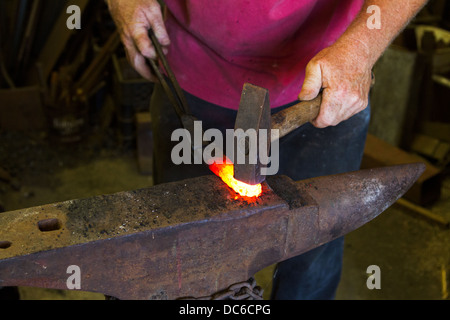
[147,30,191,117]
[147,29,203,149]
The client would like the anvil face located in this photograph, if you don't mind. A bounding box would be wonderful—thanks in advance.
[0,176,283,261]
[0,163,424,299]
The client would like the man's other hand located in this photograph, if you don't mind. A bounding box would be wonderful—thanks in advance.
[106,0,170,81]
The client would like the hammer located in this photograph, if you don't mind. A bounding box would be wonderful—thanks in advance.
[233,83,322,185]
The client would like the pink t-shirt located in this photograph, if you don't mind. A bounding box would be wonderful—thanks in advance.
[164,0,364,109]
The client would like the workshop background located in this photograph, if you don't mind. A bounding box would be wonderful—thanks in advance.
[0,0,449,300]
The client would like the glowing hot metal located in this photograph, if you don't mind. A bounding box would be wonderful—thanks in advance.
[209,157,262,198]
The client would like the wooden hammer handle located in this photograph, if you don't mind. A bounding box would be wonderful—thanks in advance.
[271,93,322,142]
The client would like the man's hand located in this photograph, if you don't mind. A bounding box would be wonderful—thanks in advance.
[299,39,373,128]
[299,0,428,128]
[106,0,170,81]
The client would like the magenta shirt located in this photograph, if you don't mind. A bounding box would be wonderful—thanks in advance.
[164,0,363,109]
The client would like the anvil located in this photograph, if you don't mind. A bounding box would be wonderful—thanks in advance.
[0,163,424,299]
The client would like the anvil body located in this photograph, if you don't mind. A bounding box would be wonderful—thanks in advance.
[0,164,424,299]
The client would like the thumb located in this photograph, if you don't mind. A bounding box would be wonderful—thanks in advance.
[299,61,322,101]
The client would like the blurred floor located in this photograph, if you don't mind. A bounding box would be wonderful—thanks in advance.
[0,131,449,300]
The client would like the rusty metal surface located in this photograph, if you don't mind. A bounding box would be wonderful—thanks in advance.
[0,163,425,299]
[362,133,443,205]
[0,176,283,260]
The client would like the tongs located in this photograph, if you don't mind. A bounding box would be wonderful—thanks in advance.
[146,29,201,148]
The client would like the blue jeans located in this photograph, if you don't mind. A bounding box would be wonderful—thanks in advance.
[149,83,371,300]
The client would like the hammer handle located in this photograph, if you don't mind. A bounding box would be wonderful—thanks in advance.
[271,93,322,142]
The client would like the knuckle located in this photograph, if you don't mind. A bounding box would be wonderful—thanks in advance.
[136,44,152,57]
[318,114,336,128]
[306,59,318,69]
[358,99,368,111]
[357,96,369,111]
[136,37,150,51]
[345,91,362,106]
[325,120,338,127]
[120,34,133,47]
[361,97,369,108]
[350,90,359,99]
[147,2,162,15]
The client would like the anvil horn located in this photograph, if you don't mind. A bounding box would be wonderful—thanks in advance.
[0,163,425,299]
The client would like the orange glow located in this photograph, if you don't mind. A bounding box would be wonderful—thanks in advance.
[209,157,262,198]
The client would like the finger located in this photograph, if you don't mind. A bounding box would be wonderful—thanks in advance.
[125,43,155,81]
[342,92,366,120]
[312,89,368,128]
[145,5,171,47]
[311,89,339,128]
[133,27,157,59]
[299,61,322,101]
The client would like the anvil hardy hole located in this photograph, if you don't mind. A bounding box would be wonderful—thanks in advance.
[0,241,12,249]
[38,218,62,232]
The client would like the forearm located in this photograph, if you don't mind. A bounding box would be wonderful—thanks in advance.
[336,0,428,68]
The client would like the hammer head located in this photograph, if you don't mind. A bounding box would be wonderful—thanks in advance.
[233,83,271,185]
